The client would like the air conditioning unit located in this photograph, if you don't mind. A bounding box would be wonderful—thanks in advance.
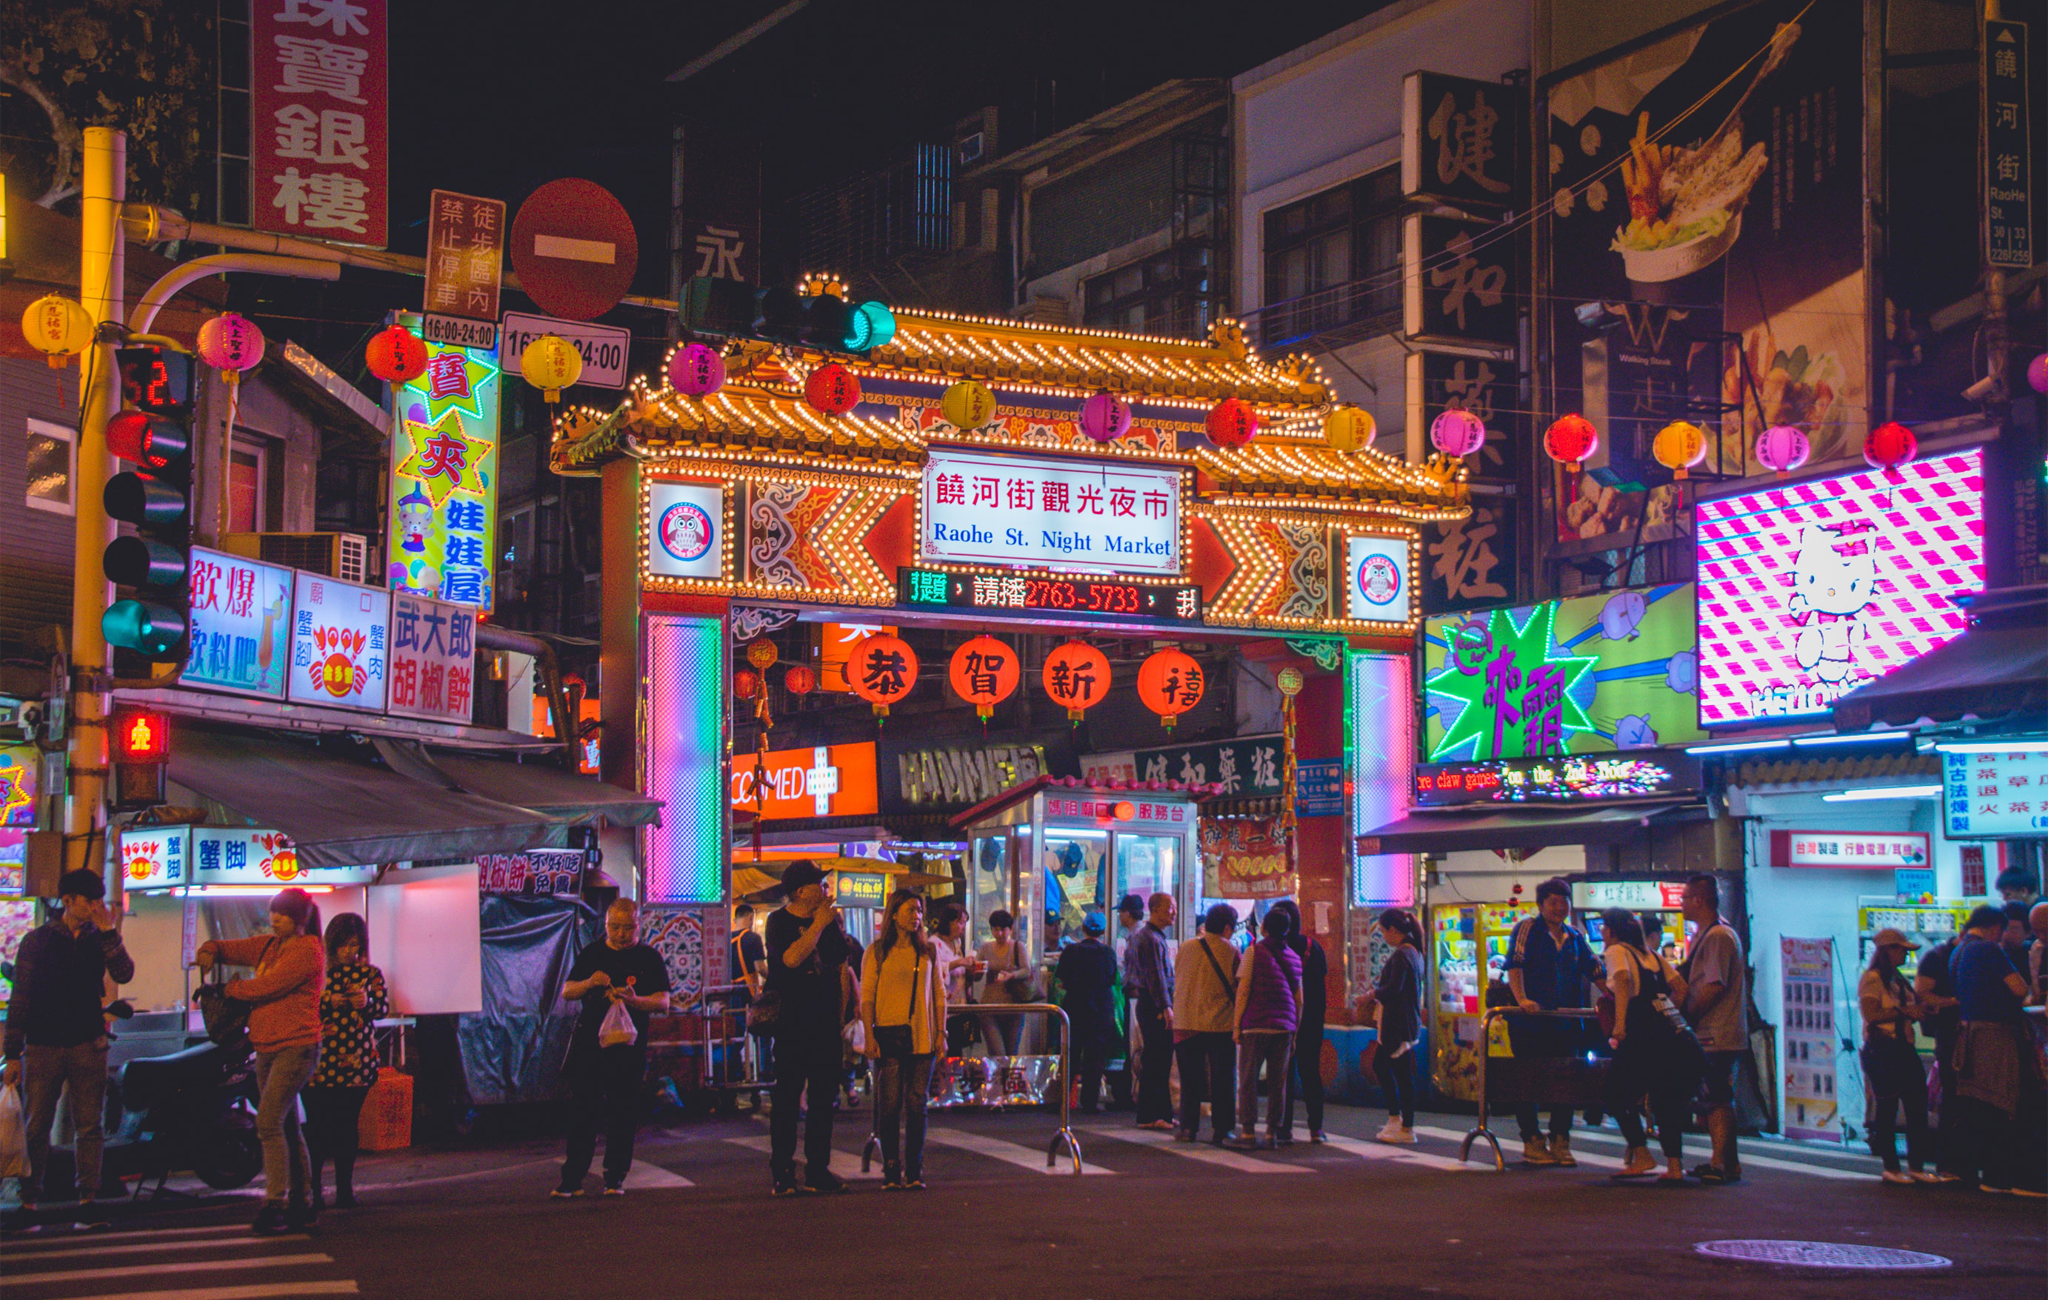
[222,532,370,584]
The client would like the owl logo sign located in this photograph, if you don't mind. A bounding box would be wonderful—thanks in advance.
[647,483,725,580]
[659,500,714,563]
[1347,537,1410,619]
[1358,554,1402,606]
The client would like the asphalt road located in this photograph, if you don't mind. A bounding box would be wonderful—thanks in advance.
[5,1103,2042,1300]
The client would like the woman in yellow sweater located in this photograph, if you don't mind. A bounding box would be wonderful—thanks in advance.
[860,889,947,1189]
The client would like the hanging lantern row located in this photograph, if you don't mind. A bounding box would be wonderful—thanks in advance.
[1428,408,1485,458]
[669,342,726,397]
[197,313,265,385]
[366,324,428,384]
[1080,392,1130,443]
[1864,420,1917,483]
[1755,424,1810,477]
[1324,405,1375,452]
[1651,420,1708,481]
[21,295,94,368]
[1135,647,1204,731]
[1205,397,1259,448]
[522,333,583,403]
[849,631,917,717]
[948,635,1019,720]
[1042,640,1110,725]
[1543,413,1600,473]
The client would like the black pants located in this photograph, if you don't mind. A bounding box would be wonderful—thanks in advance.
[1933,1037,1963,1174]
[1071,1020,1111,1113]
[1134,998,1174,1126]
[561,1046,645,1188]
[1283,1022,1325,1136]
[303,1084,370,1194]
[1606,1045,1687,1162]
[768,1028,842,1180]
[1374,1043,1416,1127]
[1868,1078,1930,1172]
[945,1011,974,1058]
[1174,1031,1236,1140]
[1507,1016,1579,1141]
[874,1049,933,1179]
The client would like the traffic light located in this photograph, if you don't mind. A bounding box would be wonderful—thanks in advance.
[110,707,169,809]
[679,276,895,357]
[103,347,195,664]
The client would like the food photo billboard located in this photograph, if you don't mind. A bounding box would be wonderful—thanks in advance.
[1695,449,1984,727]
[1544,0,1867,548]
[1422,584,1703,762]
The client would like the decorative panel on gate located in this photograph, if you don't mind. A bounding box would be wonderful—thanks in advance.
[744,478,901,606]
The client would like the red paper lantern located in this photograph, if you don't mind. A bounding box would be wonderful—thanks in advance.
[732,669,761,700]
[1544,413,1599,472]
[849,632,918,717]
[783,664,816,696]
[1864,421,1917,483]
[1136,648,1204,730]
[366,325,428,384]
[804,362,861,415]
[1205,398,1258,448]
[1042,641,1110,724]
[948,635,1019,720]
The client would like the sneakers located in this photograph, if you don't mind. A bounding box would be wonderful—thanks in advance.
[550,1183,585,1199]
[803,1169,848,1194]
[1309,1129,1327,1145]
[1880,1169,1914,1185]
[602,1181,625,1197]
[1521,1137,1559,1165]
[1549,1135,1577,1168]
[881,1165,905,1190]
[902,1174,927,1191]
[251,1202,290,1235]
[1691,1163,1736,1185]
[770,1173,801,1198]
[72,1198,110,1230]
[1614,1147,1658,1179]
[1373,1119,1416,1145]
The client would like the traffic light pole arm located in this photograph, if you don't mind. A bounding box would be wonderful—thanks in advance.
[129,253,341,335]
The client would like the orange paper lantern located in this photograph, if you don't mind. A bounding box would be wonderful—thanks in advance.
[732,669,760,700]
[1136,647,1204,730]
[1042,641,1110,724]
[849,632,918,717]
[949,635,1019,720]
[805,362,862,415]
[783,663,816,696]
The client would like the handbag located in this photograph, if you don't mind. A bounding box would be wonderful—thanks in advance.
[1197,936,1236,1000]
[193,942,267,1047]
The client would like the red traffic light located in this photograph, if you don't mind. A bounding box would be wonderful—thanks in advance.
[113,709,169,763]
[106,410,190,470]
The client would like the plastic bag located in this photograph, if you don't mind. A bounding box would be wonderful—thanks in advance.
[598,997,638,1049]
[0,1083,27,1180]
[842,1018,866,1053]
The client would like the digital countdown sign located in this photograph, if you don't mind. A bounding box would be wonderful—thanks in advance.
[899,568,1202,623]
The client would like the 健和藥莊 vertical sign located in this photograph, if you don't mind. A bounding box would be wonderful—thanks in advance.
[1985,20,2033,270]
[387,592,476,724]
[387,314,499,612]
[184,546,294,699]
[250,0,388,249]
[919,448,1181,576]
[422,190,506,349]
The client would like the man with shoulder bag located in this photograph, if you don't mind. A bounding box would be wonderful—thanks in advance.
[763,862,853,1196]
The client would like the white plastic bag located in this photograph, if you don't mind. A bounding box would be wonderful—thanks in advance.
[842,1018,866,1053]
[597,997,638,1049]
[0,1083,27,1180]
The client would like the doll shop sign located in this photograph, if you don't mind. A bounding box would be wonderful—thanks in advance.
[1695,450,1984,726]
[385,315,500,612]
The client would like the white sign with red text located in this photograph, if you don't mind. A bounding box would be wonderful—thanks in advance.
[1769,829,1931,870]
[920,448,1181,576]
[289,572,389,712]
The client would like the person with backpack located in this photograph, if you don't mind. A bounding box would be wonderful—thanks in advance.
[729,902,772,1083]
[1172,903,1241,1144]
[197,887,327,1233]
[1055,910,1119,1114]
[1230,907,1303,1149]
[1678,874,1747,1183]
[1600,908,1701,1181]
[860,889,945,1190]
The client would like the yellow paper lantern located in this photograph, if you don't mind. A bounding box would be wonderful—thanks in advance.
[940,379,996,430]
[1652,420,1709,480]
[1324,405,1376,452]
[22,295,94,369]
[521,334,583,403]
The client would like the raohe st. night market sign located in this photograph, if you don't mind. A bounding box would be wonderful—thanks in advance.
[919,447,1182,576]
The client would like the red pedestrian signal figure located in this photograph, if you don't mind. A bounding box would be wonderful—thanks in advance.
[111,708,169,808]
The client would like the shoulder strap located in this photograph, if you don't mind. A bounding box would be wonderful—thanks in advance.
[1198,936,1235,995]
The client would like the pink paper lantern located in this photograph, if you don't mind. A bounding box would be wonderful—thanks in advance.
[2027,351,2048,395]
[1079,392,1131,443]
[1429,408,1486,457]
[1755,424,1810,477]
[668,342,725,396]
[197,312,265,375]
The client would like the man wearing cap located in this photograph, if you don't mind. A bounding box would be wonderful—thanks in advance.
[3,868,134,1222]
[1104,894,1146,1111]
[1056,911,1118,1114]
[763,861,853,1196]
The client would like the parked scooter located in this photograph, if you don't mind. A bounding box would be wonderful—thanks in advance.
[98,978,263,1195]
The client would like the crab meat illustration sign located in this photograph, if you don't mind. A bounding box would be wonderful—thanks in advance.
[289,571,390,712]
[1694,449,1984,725]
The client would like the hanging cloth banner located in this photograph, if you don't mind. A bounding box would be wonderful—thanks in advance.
[1200,817,1297,900]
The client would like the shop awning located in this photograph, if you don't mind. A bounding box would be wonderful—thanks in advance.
[428,753,664,828]
[1832,623,2048,730]
[1353,802,1695,856]
[168,731,565,869]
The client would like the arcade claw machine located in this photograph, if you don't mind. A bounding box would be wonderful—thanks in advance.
[1429,901,1530,1102]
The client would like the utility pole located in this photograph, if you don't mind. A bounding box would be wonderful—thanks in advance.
[68,126,124,882]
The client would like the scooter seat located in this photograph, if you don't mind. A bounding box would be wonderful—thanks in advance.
[119,1039,242,1107]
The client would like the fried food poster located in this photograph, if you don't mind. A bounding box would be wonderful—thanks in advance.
[1544,0,1866,544]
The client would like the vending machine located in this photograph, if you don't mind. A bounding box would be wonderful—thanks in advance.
[1428,901,1530,1102]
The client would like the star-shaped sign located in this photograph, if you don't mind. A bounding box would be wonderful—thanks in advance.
[396,410,491,507]
[401,341,499,425]
[1428,603,1598,762]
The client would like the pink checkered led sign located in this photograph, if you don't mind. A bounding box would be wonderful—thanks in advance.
[1695,449,1984,726]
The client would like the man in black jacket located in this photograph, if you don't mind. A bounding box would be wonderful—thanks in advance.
[3,869,135,1217]
[1055,911,1118,1114]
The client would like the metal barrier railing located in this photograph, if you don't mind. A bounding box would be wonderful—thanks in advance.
[859,1001,1085,1177]
[643,980,764,1091]
[1460,1007,1606,1171]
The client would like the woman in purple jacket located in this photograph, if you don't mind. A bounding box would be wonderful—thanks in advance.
[1230,908,1304,1149]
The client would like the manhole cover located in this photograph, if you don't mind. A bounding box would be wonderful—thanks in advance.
[1694,1240,1951,1271]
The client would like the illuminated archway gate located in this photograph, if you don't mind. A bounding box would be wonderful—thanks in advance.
[551,311,1468,905]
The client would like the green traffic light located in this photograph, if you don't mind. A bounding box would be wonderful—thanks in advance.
[847,301,895,351]
[103,599,187,660]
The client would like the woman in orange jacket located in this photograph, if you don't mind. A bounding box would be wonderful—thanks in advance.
[198,887,326,1234]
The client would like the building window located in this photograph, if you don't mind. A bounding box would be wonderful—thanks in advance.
[25,417,76,515]
[1258,166,1403,348]
[1082,246,1216,336]
[228,435,269,534]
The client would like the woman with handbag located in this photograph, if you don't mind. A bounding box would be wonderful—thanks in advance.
[1360,909,1424,1144]
[1859,927,1934,1184]
[1599,908,1699,1181]
[302,913,388,1209]
[1230,907,1303,1149]
[976,910,1031,1057]
[861,889,946,1190]
[196,888,326,1234]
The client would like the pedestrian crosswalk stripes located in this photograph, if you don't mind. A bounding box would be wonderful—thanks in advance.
[724,1132,885,1178]
[1515,1124,1873,1180]
[918,1127,1116,1174]
[1093,1125,1313,1172]
[6,1250,334,1288]
[0,1231,308,1261]
[0,1218,361,1300]
[1319,1130,1478,1172]
[620,1163,694,1189]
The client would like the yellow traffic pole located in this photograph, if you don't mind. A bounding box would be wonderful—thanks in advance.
[69,127,125,884]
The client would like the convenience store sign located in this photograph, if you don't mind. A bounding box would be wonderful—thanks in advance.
[1769,829,1930,869]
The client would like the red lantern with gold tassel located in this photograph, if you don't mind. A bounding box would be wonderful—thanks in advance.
[1042,641,1110,725]
[1136,648,1204,730]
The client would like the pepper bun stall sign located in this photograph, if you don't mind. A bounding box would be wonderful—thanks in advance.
[1695,448,1984,726]
[949,636,1019,720]
[387,591,475,724]
[1200,818,1295,900]
[1137,647,1203,730]
[1043,641,1110,724]
[850,633,918,718]
[289,571,390,712]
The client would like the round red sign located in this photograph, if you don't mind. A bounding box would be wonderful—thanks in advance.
[509,179,640,322]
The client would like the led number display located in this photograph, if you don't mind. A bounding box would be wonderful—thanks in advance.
[900,568,1201,622]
